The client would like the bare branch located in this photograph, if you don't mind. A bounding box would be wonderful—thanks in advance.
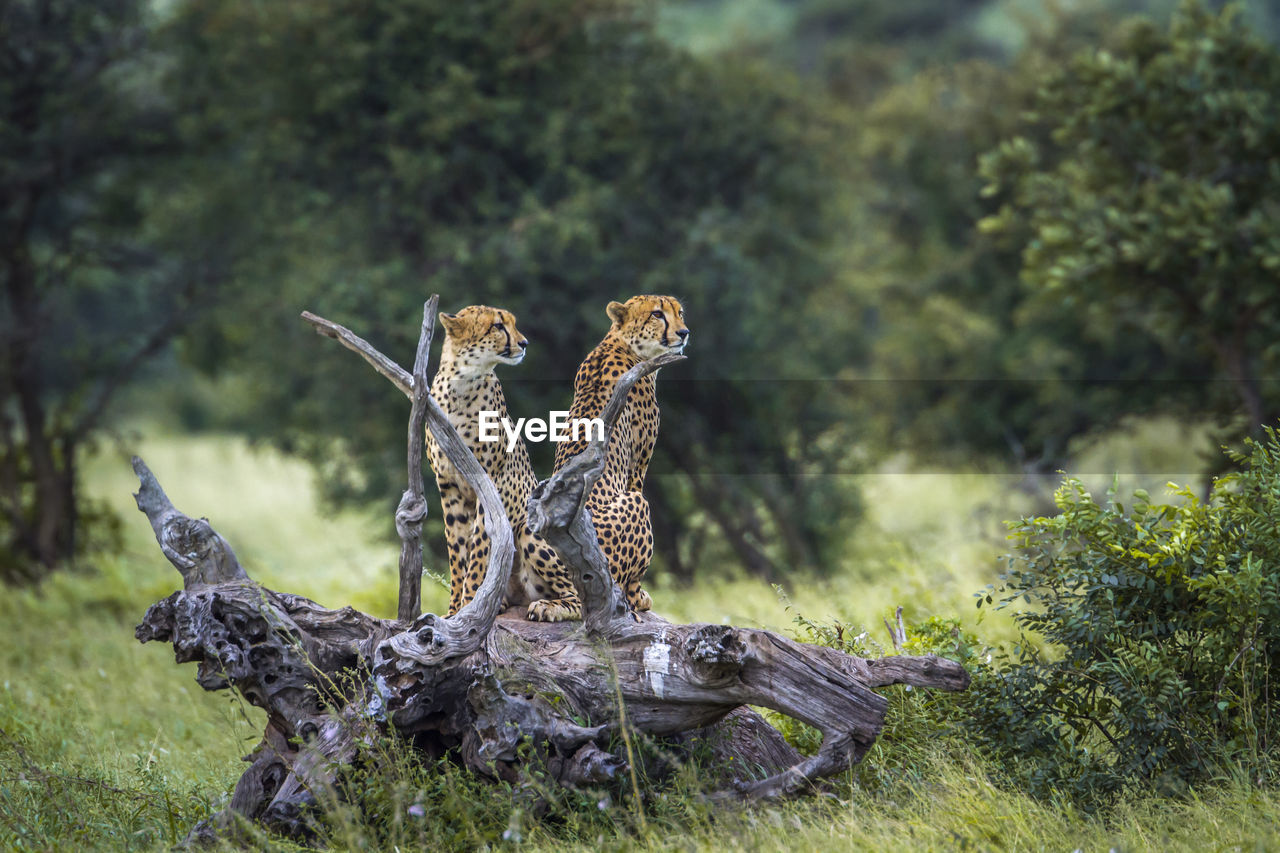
[377,388,515,663]
[884,605,906,652]
[397,295,439,622]
[300,311,414,397]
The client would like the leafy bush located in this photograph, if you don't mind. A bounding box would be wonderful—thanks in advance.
[974,428,1280,802]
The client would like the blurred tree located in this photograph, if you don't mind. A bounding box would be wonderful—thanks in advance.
[662,1,1231,486]
[166,0,860,580]
[842,18,1206,484]
[0,0,234,580]
[980,1,1280,448]
[652,0,1279,488]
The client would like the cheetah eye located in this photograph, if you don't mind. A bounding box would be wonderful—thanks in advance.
[650,310,663,318]
[492,321,505,330]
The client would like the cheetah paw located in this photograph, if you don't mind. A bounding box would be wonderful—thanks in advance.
[628,589,652,613]
[526,599,583,623]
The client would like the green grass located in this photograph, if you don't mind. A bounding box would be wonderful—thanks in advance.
[2,422,1272,850]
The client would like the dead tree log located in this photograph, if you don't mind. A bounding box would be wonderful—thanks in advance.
[133,304,970,843]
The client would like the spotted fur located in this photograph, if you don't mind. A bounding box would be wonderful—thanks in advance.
[427,306,581,622]
[551,295,689,612]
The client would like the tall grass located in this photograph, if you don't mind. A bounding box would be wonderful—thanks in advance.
[1,421,1263,850]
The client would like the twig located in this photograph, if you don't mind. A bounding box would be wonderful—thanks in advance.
[301,309,514,663]
[884,606,906,652]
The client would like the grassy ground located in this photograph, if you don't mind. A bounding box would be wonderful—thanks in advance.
[2,421,1265,850]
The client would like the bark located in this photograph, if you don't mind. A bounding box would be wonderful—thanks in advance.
[132,307,970,843]
[1215,336,1271,437]
[396,296,439,622]
[4,234,75,571]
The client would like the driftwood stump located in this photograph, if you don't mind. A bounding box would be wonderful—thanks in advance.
[133,302,969,842]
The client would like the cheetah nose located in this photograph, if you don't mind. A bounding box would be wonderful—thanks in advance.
[518,338,528,349]
[676,329,689,340]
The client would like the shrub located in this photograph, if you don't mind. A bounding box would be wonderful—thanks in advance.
[973,428,1280,802]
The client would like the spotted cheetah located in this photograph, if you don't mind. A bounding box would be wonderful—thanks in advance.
[428,306,581,621]
[551,295,689,612]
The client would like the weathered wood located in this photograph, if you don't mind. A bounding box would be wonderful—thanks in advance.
[133,483,400,840]
[132,305,970,842]
[397,295,439,622]
[513,343,967,800]
[885,604,906,652]
[133,456,246,587]
[134,456,967,835]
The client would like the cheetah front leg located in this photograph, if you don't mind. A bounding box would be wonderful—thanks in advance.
[438,485,474,617]
[520,527,583,623]
[455,503,493,614]
[592,492,654,613]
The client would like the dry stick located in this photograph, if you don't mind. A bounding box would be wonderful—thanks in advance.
[300,309,514,661]
[884,605,906,652]
[300,311,414,398]
[395,296,439,622]
[526,352,685,635]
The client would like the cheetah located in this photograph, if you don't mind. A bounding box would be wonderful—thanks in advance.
[428,306,581,621]
[551,295,689,612]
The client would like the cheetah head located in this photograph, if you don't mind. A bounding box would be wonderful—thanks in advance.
[606,295,689,360]
[439,305,529,370]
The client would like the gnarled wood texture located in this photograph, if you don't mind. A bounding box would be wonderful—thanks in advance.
[132,306,969,843]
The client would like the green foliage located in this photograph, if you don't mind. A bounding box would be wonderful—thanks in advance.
[848,30,1206,478]
[0,0,247,579]
[165,0,861,580]
[0,728,217,851]
[674,0,1273,484]
[980,1,1280,441]
[974,428,1280,801]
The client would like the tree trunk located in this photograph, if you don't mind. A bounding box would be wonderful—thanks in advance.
[131,305,970,843]
[4,244,77,573]
[16,416,74,571]
[1214,335,1271,437]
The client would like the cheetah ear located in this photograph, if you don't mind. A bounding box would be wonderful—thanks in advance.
[439,312,463,335]
[606,301,628,328]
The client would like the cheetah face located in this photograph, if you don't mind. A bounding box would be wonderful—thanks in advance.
[439,305,529,369]
[605,295,690,360]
